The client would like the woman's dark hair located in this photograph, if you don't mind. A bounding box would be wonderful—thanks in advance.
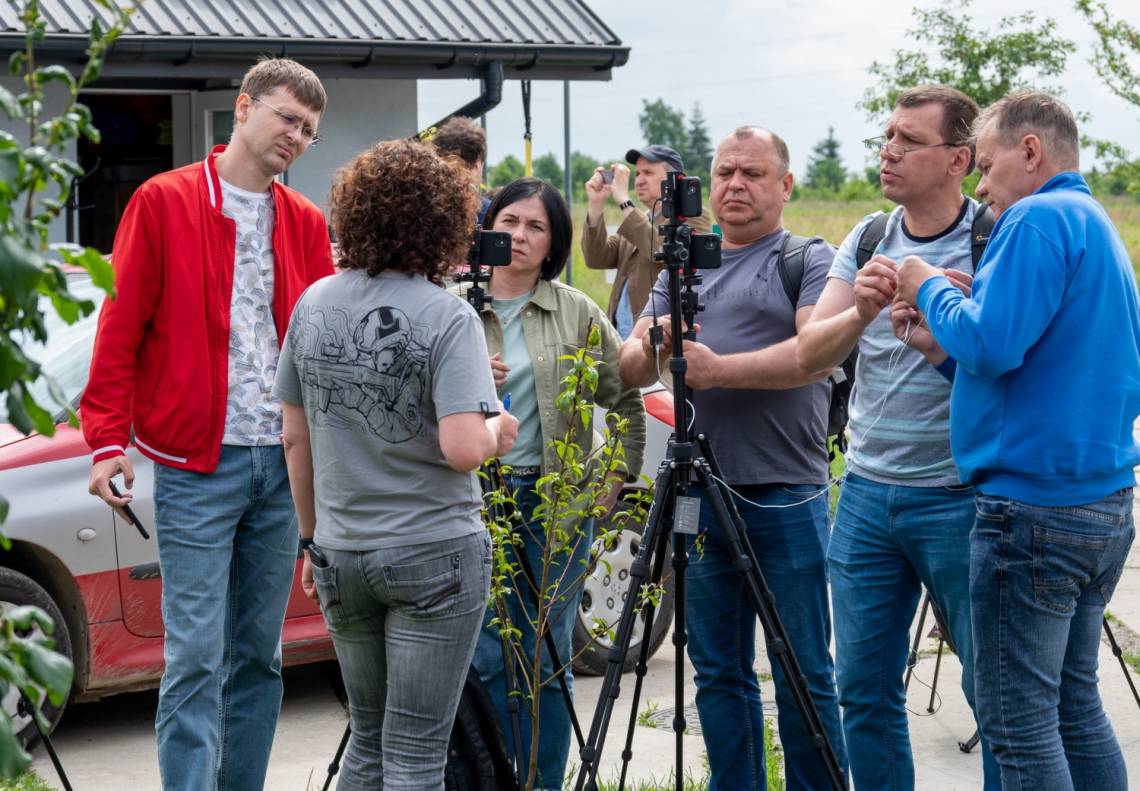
[329,139,477,282]
[484,177,572,281]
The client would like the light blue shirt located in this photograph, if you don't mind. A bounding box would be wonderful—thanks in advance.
[830,200,980,485]
[615,281,635,339]
[492,290,544,466]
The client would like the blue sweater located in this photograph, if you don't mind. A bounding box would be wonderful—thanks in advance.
[918,172,1140,506]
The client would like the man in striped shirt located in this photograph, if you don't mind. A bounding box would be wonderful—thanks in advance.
[797,85,999,791]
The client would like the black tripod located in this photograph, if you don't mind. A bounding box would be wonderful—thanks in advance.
[906,590,1140,756]
[19,693,72,791]
[572,198,847,791]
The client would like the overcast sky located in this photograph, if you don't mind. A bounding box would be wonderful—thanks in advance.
[417,0,1138,182]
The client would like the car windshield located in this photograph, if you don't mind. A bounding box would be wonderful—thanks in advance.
[0,277,105,426]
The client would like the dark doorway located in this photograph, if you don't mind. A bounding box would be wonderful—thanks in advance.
[75,94,173,253]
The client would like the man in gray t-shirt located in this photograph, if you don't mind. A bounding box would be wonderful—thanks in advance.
[274,269,500,550]
[620,127,846,791]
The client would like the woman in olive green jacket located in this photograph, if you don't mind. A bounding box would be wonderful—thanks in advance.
[457,177,645,790]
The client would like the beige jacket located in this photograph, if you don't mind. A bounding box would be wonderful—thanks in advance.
[451,278,646,481]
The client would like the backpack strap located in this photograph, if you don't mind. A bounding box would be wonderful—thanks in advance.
[777,233,824,307]
[971,205,995,268]
[855,212,891,270]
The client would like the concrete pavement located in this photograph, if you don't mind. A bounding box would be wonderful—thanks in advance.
[31,488,1140,789]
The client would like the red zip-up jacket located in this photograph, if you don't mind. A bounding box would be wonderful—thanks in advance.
[80,146,334,472]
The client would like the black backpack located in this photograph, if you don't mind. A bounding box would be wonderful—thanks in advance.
[777,206,994,457]
[444,666,520,791]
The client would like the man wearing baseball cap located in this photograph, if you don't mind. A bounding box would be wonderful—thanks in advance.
[582,144,713,338]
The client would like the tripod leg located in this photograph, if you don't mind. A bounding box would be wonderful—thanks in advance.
[18,694,73,791]
[905,594,931,692]
[1102,617,1140,710]
[615,501,676,791]
[692,459,847,791]
[959,729,981,753]
[928,638,944,713]
[574,460,675,791]
[323,722,351,791]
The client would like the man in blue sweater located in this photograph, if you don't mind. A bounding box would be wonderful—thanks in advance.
[896,91,1140,791]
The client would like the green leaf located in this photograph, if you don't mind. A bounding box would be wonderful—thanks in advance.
[5,388,32,435]
[21,385,57,436]
[35,65,76,92]
[62,245,114,293]
[3,606,54,636]
[0,235,44,309]
[7,51,26,77]
[19,641,73,705]
[0,709,32,779]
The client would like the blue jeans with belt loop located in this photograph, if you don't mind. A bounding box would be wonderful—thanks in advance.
[971,488,1134,791]
[152,445,297,791]
[685,481,848,791]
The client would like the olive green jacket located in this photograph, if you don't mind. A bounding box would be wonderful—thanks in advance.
[450,278,646,482]
[580,205,713,324]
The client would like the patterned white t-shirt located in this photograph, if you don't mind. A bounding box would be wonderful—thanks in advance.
[219,178,282,445]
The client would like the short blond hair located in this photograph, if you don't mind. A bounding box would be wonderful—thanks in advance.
[239,57,326,114]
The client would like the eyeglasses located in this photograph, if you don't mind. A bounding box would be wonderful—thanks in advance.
[863,136,956,159]
[252,96,321,146]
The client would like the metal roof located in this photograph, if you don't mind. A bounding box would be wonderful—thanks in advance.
[0,0,628,82]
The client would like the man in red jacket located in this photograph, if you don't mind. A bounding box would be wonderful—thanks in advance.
[81,58,333,790]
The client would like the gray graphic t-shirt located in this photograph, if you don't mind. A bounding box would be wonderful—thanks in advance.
[273,270,499,550]
[220,178,282,446]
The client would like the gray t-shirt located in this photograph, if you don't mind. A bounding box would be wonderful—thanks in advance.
[829,201,978,485]
[273,270,499,550]
[642,229,831,485]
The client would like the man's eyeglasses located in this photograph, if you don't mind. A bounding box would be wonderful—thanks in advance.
[252,96,321,146]
[863,136,956,159]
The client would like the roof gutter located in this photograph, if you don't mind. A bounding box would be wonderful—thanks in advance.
[0,35,629,72]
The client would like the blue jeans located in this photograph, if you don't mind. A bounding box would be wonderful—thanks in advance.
[686,482,848,791]
[312,531,491,791]
[472,473,593,791]
[828,472,1000,790]
[152,445,297,791]
[971,489,1135,791]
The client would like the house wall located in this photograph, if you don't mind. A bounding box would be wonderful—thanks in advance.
[0,76,418,245]
[288,77,418,216]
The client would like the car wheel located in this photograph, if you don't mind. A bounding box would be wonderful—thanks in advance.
[573,506,675,676]
[0,567,72,747]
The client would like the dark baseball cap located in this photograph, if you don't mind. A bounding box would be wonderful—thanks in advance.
[625,144,684,172]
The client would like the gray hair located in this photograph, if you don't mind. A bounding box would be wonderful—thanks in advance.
[720,126,791,174]
[972,91,1079,170]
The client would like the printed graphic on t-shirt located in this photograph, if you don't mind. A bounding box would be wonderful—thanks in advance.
[220,180,281,445]
[288,303,430,442]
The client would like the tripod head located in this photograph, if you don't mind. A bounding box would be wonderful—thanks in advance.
[650,174,722,450]
[454,225,512,312]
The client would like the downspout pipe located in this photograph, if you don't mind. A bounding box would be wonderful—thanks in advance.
[419,60,504,138]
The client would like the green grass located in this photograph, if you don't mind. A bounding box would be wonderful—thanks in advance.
[564,196,1140,306]
[0,772,54,791]
[637,699,660,728]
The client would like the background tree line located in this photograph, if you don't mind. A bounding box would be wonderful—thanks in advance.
[485,0,1140,204]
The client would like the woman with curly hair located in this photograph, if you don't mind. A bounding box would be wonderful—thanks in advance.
[273,139,518,791]
[457,177,646,790]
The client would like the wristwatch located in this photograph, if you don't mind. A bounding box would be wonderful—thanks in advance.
[618,199,635,211]
[299,536,315,550]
